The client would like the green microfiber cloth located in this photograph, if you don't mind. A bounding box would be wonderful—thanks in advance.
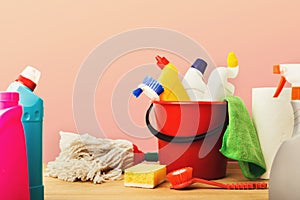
[220,96,266,180]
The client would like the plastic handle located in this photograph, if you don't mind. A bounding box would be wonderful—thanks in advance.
[192,177,268,190]
[273,76,287,98]
[145,103,226,143]
[192,178,228,189]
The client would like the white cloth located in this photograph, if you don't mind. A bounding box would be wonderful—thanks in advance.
[45,131,134,183]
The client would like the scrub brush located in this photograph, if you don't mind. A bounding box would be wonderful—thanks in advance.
[132,76,164,100]
[166,167,268,190]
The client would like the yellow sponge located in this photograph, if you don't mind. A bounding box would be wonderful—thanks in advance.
[124,163,166,188]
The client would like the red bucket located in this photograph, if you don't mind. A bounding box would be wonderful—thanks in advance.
[146,101,228,179]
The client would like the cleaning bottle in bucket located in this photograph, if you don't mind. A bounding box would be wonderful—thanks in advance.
[0,92,30,200]
[207,52,239,101]
[156,55,190,101]
[7,66,44,200]
[132,76,164,100]
[181,58,211,101]
[273,64,300,136]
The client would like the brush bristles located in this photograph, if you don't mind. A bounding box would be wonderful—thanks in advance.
[142,76,164,95]
[166,167,193,185]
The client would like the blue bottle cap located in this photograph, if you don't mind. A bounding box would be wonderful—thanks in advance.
[191,58,207,74]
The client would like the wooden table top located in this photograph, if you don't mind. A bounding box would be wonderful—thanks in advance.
[44,162,268,200]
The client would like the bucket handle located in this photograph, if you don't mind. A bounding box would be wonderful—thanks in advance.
[146,103,226,143]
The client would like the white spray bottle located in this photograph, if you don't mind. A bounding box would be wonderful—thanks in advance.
[269,64,300,200]
[273,64,300,136]
[207,52,239,101]
[182,58,211,101]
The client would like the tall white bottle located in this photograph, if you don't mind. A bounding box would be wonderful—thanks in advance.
[207,52,239,101]
[182,58,211,101]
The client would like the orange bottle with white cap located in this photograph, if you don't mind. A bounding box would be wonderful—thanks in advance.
[273,64,300,136]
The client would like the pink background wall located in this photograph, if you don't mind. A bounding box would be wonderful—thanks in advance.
[0,0,299,162]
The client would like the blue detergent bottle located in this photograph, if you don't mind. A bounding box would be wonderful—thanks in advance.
[7,66,44,200]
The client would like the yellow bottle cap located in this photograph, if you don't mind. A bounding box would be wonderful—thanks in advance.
[227,52,238,68]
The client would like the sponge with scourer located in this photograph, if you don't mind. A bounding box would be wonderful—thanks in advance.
[124,163,166,189]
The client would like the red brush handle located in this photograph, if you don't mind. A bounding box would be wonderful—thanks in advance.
[192,178,228,189]
[192,178,268,190]
[226,182,268,190]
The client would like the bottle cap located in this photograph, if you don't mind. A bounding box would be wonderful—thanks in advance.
[16,66,41,91]
[156,55,169,69]
[0,92,19,102]
[0,92,19,109]
[191,58,207,74]
[20,66,41,84]
[227,52,238,68]
[292,87,300,100]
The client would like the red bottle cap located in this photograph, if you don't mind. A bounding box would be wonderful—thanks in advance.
[16,66,41,91]
[16,75,37,91]
[156,55,169,69]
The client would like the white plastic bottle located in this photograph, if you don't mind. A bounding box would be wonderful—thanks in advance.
[182,58,211,101]
[270,64,300,200]
[207,52,239,101]
[273,64,300,136]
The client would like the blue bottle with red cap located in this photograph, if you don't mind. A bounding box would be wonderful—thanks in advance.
[7,66,44,200]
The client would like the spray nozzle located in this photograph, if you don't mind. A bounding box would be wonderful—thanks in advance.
[273,64,300,100]
[273,77,287,98]
[155,56,169,69]
[273,65,281,74]
[155,55,178,72]
[273,65,287,98]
